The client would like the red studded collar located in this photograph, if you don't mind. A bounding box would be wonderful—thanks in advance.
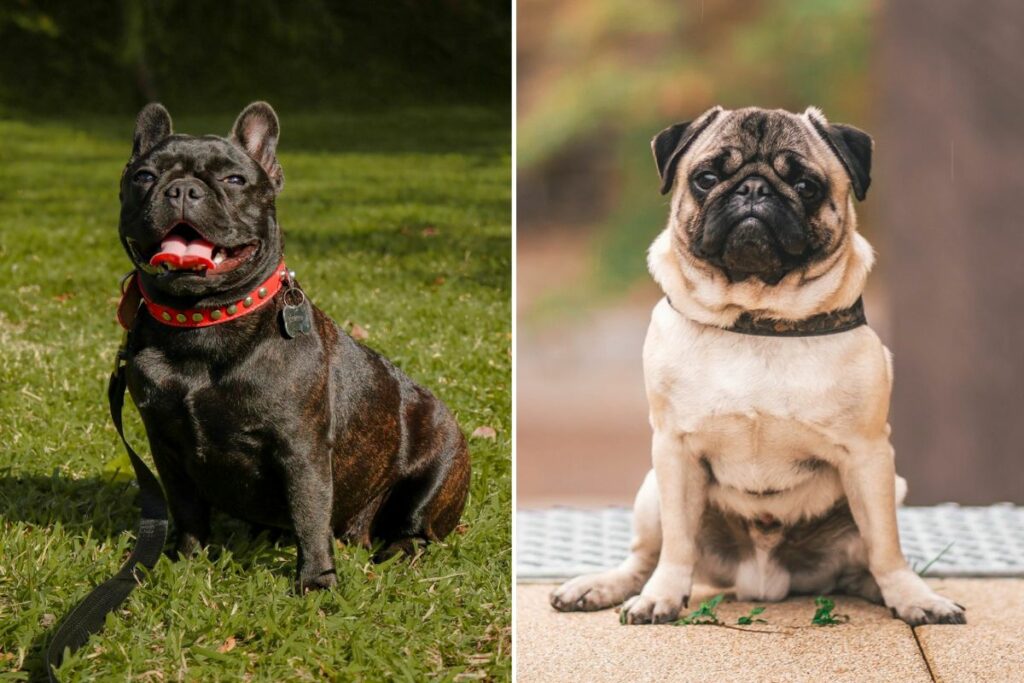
[117,261,288,330]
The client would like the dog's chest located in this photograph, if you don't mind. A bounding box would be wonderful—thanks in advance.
[128,347,284,478]
[643,302,890,508]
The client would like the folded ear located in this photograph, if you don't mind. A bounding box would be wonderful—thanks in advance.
[805,108,872,201]
[651,106,723,195]
[229,101,284,191]
[131,103,172,161]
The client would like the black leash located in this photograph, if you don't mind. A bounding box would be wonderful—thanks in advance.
[43,331,168,682]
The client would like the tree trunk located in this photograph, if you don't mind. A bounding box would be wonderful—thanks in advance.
[879,0,1024,503]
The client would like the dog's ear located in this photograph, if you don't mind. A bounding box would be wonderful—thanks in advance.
[805,108,872,201]
[651,106,723,195]
[230,101,284,192]
[131,103,173,161]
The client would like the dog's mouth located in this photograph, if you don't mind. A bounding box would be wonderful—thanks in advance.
[146,223,257,275]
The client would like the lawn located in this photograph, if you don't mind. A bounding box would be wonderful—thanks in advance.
[0,106,511,681]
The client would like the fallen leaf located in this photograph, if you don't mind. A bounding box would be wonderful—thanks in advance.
[217,636,236,653]
[422,226,439,237]
[432,276,446,286]
[471,426,497,440]
[40,613,56,628]
[350,324,369,341]
[53,292,74,303]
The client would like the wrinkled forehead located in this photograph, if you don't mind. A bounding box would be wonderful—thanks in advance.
[142,135,252,169]
[686,109,837,176]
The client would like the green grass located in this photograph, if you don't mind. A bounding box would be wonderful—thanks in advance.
[0,106,511,681]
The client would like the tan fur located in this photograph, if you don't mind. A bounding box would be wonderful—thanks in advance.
[551,107,965,626]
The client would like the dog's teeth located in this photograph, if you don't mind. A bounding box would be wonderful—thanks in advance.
[213,250,225,264]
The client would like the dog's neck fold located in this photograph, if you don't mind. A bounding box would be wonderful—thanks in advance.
[648,202,874,328]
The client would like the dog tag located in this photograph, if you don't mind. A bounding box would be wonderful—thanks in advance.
[281,289,311,338]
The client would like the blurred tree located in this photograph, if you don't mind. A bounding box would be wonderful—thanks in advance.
[0,0,510,114]
[881,0,1024,504]
[518,0,873,290]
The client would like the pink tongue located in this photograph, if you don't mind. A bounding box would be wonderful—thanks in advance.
[183,239,214,261]
[155,234,188,259]
[150,236,215,270]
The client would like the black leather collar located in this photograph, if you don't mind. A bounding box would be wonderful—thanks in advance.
[666,296,867,337]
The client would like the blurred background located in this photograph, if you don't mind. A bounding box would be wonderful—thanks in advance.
[518,0,1024,506]
[0,1,509,114]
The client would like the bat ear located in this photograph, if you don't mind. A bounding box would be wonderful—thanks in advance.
[131,103,173,161]
[805,108,873,201]
[651,106,723,195]
[230,101,284,191]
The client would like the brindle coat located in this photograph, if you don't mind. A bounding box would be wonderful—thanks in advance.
[119,102,469,591]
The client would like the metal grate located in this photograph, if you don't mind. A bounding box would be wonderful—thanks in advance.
[517,504,1024,581]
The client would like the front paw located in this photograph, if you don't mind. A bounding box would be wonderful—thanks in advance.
[296,565,338,593]
[619,566,692,625]
[171,531,205,559]
[879,570,966,625]
[550,569,644,612]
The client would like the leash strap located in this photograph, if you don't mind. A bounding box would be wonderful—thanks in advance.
[44,333,168,682]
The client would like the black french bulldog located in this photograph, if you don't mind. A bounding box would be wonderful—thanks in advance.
[117,101,470,591]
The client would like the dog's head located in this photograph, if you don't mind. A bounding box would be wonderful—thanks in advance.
[652,106,872,285]
[119,101,285,299]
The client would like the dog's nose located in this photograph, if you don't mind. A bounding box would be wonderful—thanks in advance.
[735,176,773,199]
[164,179,206,204]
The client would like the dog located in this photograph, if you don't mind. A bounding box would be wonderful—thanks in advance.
[117,101,470,591]
[550,106,966,626]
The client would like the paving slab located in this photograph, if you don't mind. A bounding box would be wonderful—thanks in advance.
[517,583,932,682]
[914,579,1024,683]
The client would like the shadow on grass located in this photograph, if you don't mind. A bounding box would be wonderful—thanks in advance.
[0,473,304,682]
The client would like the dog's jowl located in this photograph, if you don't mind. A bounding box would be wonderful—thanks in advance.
[550,106,965,626]
[118,102,470,591]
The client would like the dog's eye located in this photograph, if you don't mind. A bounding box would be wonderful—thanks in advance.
[133,170,157,184]
[794,179,819,199]
[692,172,719,192]
[224,175,247,186]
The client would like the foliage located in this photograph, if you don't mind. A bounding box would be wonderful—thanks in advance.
[0,1,510,115]
[675,594,725,625]
[736,606,767,625]
[811,596,849,626]
[517,0,875,300]
[914,541,955,577]
[0,106,510,681]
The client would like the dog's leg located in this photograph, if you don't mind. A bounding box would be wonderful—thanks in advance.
[150,439,210,557]
[621,431,705,624]
[283,449,337,592]
[551,469,661,612]
[370,419,471,561]
[838,437,965,625]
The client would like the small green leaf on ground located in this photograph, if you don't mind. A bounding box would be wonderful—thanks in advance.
[811,596,849,626]
[737,606,767,625]
[675,594,724,626]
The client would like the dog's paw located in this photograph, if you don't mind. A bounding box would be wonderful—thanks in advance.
[374,537,426,562]
[620,593,687,624]
[879,570,966,626]
[618,565,691,625]
[170,532,206,559]
[550,570,643,612]
[296,567,338,593]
